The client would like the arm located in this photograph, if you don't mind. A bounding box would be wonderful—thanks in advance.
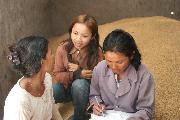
[18,103,32,120]
[127,73,155,120]
[89,66,102,103]
[53,45,73,87]
[4,98,32,120]
[88,66,103,111]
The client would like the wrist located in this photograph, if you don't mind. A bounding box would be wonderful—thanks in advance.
[73,69,82,80]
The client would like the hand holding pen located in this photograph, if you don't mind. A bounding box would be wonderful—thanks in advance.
[92,96,106,116]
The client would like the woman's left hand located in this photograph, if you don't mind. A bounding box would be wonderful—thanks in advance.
[68,63,80,72]
[81,69,92,79]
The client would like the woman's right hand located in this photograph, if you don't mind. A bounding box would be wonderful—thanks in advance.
[92,103,106,116]
[80,69,92,79]
[68,63,80,72]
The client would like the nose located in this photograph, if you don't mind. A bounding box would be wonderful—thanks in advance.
[111,63,117,69]
[76,35,81,41]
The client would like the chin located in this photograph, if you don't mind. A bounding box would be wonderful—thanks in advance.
[75,46,82,50]
[112,70,119,74]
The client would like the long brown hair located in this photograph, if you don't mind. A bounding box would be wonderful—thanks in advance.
[65,14,101,69]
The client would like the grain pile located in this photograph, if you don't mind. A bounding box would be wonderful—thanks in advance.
[49,16,180,120]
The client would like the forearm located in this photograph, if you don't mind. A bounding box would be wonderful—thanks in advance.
[53,71,73,85]
[127,109,153,120]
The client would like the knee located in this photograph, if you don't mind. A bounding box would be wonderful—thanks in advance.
[53,83,65,103]
[71,79,90,91]
[71,79,90,103]
[53,83,64,95]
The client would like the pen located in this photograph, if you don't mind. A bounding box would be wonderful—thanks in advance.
[94,96,105,117]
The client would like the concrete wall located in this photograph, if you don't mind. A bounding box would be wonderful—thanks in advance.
[51,0,180,36]
[0,0,52,118]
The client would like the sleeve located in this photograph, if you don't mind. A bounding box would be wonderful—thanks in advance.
[4,95,32,120]
[53,45,73,87]
[87,66,103,112]
[127,73,155,120]
[18,102,32,120]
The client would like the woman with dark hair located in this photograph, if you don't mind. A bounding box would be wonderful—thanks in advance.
[89,29,155,120]
[53,14,103,120]
[4,36,63,120]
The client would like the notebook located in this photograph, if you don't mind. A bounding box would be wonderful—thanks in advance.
[90,110,133,120]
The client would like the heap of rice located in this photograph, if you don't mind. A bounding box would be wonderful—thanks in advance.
[49,16,180,120]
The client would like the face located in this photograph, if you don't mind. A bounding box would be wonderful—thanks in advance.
[42,48,54,72]
[71,23,92,50]
[104,51,130,75]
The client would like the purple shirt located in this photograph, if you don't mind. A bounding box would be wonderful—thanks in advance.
[89,60,155,120]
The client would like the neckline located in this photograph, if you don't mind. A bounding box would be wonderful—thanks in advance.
[18,77,47,98]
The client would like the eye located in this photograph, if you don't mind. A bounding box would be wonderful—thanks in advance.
[73,32,78,35]
[107,60,112,63]
[83,36,88,38]
[116,61,123,64]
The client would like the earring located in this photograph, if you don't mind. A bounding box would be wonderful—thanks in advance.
[41,61,43,65]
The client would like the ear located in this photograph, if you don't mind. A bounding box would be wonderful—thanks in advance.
[41,59,45,65]
[41,60,43,65]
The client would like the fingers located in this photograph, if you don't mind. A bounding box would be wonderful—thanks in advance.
[82,70,92,75]
[68,63,79,72]
[101,104,106,112]
[81,70,92,79]
[93,104,103,116]
[92,104,105,116]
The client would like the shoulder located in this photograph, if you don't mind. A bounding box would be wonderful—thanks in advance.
[93,60,107,75]
[95,60,107,69]
[137,64,152,76]
[137,64,154,83]
[4,83,32,119]
[57,40,69,51]
[4,81,31,111]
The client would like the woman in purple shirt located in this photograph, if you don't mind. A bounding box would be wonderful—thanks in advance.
[89,29,155,120]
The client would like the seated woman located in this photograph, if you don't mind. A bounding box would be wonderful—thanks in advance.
[53,14,103,120]
[89,29,155,120]
[4,36,63,120]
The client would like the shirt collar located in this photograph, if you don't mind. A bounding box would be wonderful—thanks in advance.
[69,46,89,55]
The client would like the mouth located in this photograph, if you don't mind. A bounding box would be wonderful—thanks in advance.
[75,43,82,48]
[111,69,119,73]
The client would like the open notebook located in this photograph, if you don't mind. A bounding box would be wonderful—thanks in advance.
[90,110,133,120]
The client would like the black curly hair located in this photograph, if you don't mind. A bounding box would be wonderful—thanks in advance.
[8,36,48,77]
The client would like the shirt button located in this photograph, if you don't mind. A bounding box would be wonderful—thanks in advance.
[115,105,118,108]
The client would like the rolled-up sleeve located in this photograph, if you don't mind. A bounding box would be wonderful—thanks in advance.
[128,73,155,120]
